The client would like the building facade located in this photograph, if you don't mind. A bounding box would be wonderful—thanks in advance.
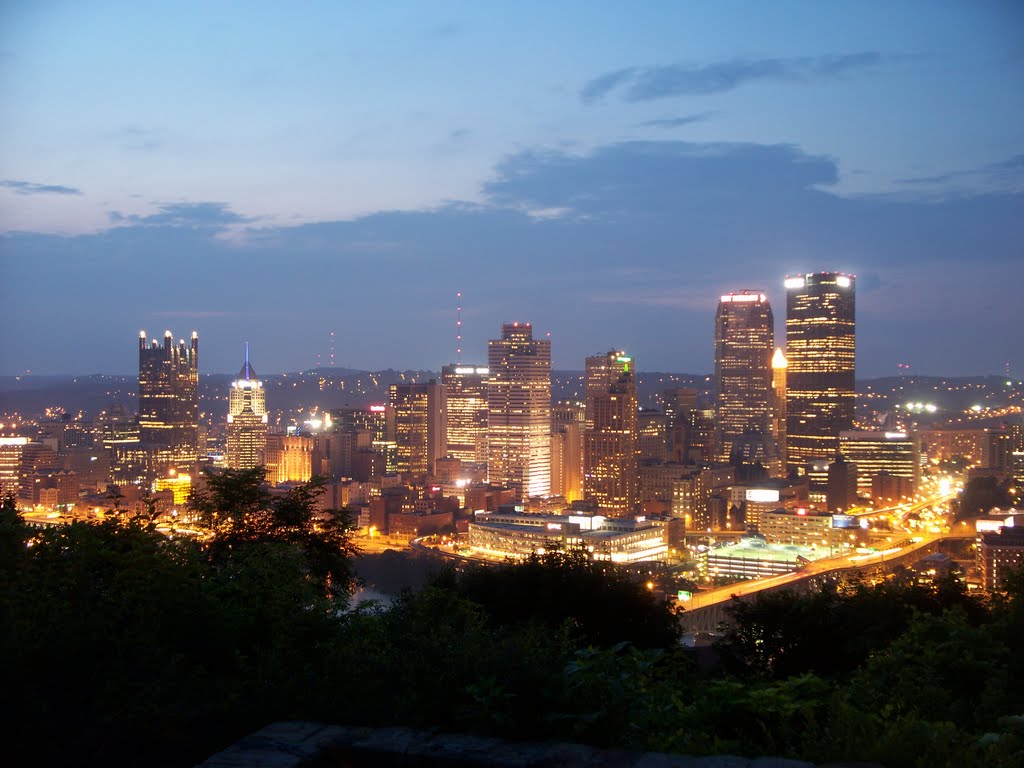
[583,350,638,516]
[714,291,774,462]
[226,347,268,470]
[389,381,446,481]
[441,364,489,469]
[487,323,551,499]
[137,330,199,475]
[784,272,855,470]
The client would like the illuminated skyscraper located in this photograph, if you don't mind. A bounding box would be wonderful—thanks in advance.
[714,291,774,462]
[138,330,199,474]
[226,344,268,470]
[487,322,551,499]
[390,381,446,481]
[771,348,788,476]
[584,350,638,516]
[441,364,489,469]
[784,272,856,469]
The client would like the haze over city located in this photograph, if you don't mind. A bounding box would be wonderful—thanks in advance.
[2,2,1022,376]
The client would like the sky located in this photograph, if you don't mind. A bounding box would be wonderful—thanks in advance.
[1,1,1022,378]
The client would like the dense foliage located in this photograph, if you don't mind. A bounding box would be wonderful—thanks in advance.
[1,484,1022,767]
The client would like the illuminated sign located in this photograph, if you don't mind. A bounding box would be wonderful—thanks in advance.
[784,277,805,289]
[720,293,767,303]
[677,591,692,602]
[369,405,386,412]
[546,523,563,531]
[746,489,781,503]
[884,432,908,440]
[832,514,857,529]
[836,275,851,288]
[454,366,490,375]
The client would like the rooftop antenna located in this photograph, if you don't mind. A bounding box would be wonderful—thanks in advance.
[456,292,462,364]
[330,330,335,368]
[244,340,250,380]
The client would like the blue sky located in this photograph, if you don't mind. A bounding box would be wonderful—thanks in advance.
[1,1,1022,377]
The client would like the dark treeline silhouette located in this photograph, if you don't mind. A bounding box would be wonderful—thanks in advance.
[1,477,1022,768]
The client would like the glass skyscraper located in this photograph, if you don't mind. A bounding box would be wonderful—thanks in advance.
[784,272,856,470]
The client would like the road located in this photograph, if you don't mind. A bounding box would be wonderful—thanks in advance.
[680,487,963,612]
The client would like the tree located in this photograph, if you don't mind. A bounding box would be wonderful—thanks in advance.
[190,467,360,599]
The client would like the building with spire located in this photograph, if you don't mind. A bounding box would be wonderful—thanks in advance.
[226,343,268,470]
[714,291,774,463]
[487,322,551,499]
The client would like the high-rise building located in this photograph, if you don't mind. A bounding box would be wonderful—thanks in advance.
[784,273,855,470]
[487,322,551,499]
[226,345,268,470]
[838,430,917,499]
[441,364,489,469]
[389,381,446,481]
[715,291,774,462]
[264,434,313,485]
[772,348,788,475]
[550,401,584,503]
[137,330,199,474]
[583,350,638,516]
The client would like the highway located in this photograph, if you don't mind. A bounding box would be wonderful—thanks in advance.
[679,486,962,612]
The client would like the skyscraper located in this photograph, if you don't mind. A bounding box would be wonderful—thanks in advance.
[390,381,446,481]
[487,322,551,499]
[785,272,856,469]
[771,348,788,476]
[226,344,268,470]
[441,364,489,470]
[138,330,199,474]
[714,291,774,462]
[584,350,638,516]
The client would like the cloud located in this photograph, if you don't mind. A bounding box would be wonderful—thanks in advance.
[581,53,881,103]
[641,112,714,129]
[895,153,1024,194]
[0,179,81,196]
[109,202,255,230]
[1,139,1021,377]
[482,140,839,214]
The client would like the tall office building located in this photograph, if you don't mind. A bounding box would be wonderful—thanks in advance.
[784,273,855,470]
[714,291,774,462]
[441,364,489,469]
[583,350,638,516]
[138,330,199,473]
[487,322,551,499]
[226,345,268,470]
[771,348,788,476]
[390,381,446,481]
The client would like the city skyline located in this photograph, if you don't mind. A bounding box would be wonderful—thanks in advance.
[1,3,1022,377]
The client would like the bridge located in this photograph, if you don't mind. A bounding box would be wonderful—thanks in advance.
[679,531,973,633]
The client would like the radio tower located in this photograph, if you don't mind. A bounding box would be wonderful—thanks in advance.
[456,292,462,364]
[330,330,335,368]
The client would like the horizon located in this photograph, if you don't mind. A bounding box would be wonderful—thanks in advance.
[1,3,1022,378]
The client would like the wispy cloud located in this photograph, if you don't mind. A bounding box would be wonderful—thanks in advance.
[641,112,714,129]
[0,179,81,196]
[581,53,881,103]
[109,202,255,229]
[895,153,1024,194]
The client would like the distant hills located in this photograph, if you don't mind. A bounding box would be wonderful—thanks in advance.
[0,370,1019,422]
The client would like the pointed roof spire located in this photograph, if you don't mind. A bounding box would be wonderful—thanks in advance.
[238,341,257,380]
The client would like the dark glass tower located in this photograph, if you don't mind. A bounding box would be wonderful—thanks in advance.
[138,330,199,472]
[714,291,774,462]
[784,272,855,470]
